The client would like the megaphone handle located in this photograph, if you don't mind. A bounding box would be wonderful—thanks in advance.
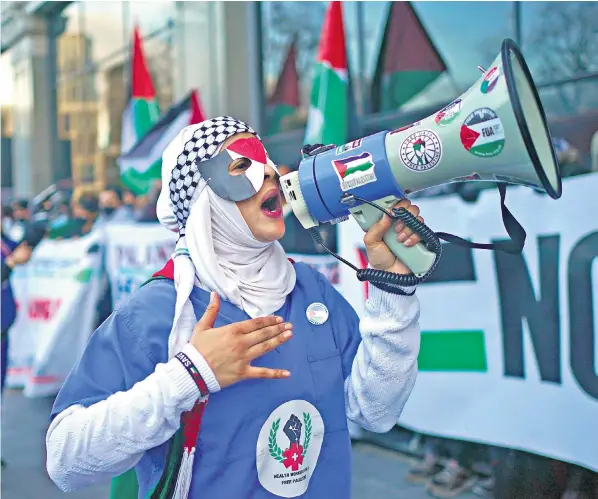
[349,195,438,277]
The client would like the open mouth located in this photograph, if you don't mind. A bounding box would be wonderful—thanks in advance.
[260,190,282,218]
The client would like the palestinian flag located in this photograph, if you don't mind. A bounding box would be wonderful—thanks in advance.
[371,2,447,112]
[120,26,160,158]
[267,39,300,135]
[118,90,206,195]
[332,152,377,190]
[304,1,350,147]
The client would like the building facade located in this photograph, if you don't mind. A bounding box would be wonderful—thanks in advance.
[1,1,597,197]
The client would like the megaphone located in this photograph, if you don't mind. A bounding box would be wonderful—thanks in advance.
[280,38,562,290]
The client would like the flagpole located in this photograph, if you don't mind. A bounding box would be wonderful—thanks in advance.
[123,2,131,90]
[513,1,522,49]
[355,1,367,115]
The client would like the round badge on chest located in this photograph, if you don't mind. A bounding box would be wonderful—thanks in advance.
[306,303,329,325]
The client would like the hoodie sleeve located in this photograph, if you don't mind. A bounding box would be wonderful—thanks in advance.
[317,272,420,433]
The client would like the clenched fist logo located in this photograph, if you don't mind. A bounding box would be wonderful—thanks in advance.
[283,414,302,444]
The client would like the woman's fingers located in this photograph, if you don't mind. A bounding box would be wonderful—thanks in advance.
[244,366,291,380]
[232,315,284,334]
[244,322,293,348]
[393,205,423,246]
[246,328,293,359]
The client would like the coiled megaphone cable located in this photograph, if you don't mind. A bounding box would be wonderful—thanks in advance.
[307,194,443,295]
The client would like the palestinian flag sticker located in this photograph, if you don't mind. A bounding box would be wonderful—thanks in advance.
[331,152,377,191]
[435,99,462,126]
[480,66,500,94]
[460,108,505,158]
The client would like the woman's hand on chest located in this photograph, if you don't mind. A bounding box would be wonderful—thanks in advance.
[190,292,294,389]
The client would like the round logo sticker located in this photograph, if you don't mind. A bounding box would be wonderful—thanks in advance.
[399,129,442,172]
[435,99,462,126]
[306,303,329,325]
[460,108,505,158]
[256,400,325,498]
[480,66,500,94]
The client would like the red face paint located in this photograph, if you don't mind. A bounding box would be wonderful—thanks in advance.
[225,137,268,164]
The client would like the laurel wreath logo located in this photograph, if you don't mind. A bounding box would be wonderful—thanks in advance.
[302,412,311,457]
[268,413,312,461]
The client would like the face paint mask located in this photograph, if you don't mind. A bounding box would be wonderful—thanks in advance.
[196,136,280,202]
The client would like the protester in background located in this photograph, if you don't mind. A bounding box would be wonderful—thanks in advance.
[122,189,137,219]
[553,136,584,178]
[1,231,33,468]
[406,436,445,485]
[8,199,29,241]
[2,205,14,234]
[71,194,99,237]
[96,185,136,226]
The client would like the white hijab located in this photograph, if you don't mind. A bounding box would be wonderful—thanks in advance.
[157,123,296,358]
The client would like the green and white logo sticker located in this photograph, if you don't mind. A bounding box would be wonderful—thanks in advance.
[460,108,505,158]
[256,400,324,498]
[399,130,442,172]
[480,66,500,94]
[435,99,462,126]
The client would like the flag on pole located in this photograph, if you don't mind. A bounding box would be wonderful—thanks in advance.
[371,2,447,112]
[118,90,206,195]
[304,1,353,147]
[267,38,300,135]
[120,26,160,159]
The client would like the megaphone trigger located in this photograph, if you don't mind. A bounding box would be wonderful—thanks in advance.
[342,193,440,278]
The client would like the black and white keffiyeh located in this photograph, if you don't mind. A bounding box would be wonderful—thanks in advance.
[169,116,257,237]
[157,117,296,361]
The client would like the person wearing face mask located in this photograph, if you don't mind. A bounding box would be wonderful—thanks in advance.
[8,199,29,242]
[97,186,136,226]
[46,117,423,499]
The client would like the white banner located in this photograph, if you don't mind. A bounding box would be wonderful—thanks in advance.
[338,173,598,471]
[105,224,176,309]
[7,233,103,397]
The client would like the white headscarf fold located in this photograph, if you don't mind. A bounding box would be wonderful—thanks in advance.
[157,121,296,358]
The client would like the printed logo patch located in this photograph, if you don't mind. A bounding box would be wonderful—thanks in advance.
[306,303,329,325]
[480,66,500,94]
[389,120,422,135]
[435,99,462,126]
[332,152,377,191]
[399,130,442,172]
[335,139,362,155]
[256,400,324,498]
[460,108,505,158]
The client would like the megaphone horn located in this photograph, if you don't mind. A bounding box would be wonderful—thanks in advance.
[280,38,562,290]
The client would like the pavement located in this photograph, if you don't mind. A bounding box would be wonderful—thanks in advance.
[0,389,478,499]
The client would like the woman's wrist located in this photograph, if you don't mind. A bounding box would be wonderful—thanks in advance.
[174,350,210,398]
[176,344,221,394]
